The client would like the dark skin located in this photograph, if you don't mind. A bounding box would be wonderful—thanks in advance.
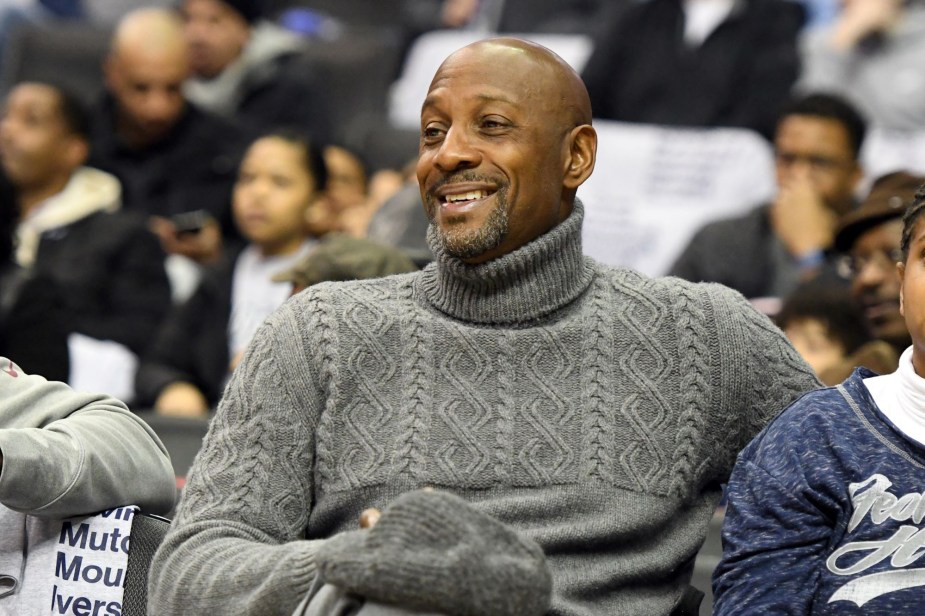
[362,38,598,524]
[416,38,597,264]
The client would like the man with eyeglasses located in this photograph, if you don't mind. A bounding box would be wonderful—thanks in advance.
[670,93,865,303]
[833,171,924,364]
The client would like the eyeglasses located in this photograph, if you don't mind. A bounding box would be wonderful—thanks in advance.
[774,151,851,173]
[836,247,904,279]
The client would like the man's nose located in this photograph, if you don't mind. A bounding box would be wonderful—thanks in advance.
[433,125,480,172]
[856,258,888,287]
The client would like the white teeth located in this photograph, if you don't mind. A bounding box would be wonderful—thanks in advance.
[445,190,488,203]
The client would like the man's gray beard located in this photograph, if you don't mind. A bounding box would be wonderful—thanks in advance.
[435,199,509,260]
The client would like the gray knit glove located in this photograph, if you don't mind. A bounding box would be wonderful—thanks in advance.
[315,490,552,616]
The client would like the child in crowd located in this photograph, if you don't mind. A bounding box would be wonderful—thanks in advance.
[777,283,897,385]
[135,131,327,416]
[715,186,925,612]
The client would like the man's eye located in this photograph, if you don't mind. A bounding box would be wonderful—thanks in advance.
[422,126,445,140]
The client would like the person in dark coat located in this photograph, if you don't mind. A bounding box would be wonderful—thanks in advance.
[0,172,69,382]
[180,0,330,142]
[581,0,804,140]
[1,81,171,363]
[89,8,253,264]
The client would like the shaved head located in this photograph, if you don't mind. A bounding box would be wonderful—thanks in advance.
[111,8,189,63]
[417,37,596,263]
[106,8,190,147]
[434,37,592,128]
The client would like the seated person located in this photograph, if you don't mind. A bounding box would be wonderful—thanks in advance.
[669,93,865,300]
[834,170,924,362]
[135,131,327,417]
[777,282,896,385]
[1,81,171,360]
[0,172,68,382]
[89,8,253,265]
[714,184,925,612]
[0,355,175,612]
[797,0,925,131]
[580,0,804,140]
[147,37,820,616]
[181,0,329,141]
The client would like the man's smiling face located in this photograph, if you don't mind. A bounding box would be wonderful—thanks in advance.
[416,41,579,264]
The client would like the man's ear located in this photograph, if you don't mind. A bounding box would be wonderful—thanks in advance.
[899,261,906,317]
[563,124,597,191]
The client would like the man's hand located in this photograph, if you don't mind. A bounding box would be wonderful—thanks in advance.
[149,216,223,264]
[154,382,210,417]
[770,171,837,259]
[831,0,903,51]
[359,508,381,529]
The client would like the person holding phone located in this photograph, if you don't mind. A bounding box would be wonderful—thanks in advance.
[135,131,328,416]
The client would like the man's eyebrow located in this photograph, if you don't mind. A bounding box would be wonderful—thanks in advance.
[475,94,517,106]
[421,92,518,111]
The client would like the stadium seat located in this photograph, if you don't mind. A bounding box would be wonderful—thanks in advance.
[0,21,110,105]
[579,121,776,277]
[122,513,172,616]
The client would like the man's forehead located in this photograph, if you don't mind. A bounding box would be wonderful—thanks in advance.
[431,41,549,86]
[7,85,60,113]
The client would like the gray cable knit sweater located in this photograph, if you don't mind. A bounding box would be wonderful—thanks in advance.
[149,202,820,615]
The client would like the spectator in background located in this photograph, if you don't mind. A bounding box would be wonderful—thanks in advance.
[670,93,865,300]
[135,131,327,417]
[580,0,804,140]
[180,0,330,141]
[0,81,170,360]
[89,7,252,265]
[834,170,923,359]
[797,0,925,131]
[317,143,372,238]
[0,172,68,382]
[776,282,896,385]
[364,176,434,267]
[713,186,925,613]
[401,0,613,34]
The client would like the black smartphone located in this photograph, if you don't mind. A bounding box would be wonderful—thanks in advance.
[170,210,210,236]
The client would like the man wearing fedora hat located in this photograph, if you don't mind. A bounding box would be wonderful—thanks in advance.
[834,170,925,360]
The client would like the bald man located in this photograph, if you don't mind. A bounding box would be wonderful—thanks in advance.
[87,7,253,263]
[149,38,819,615]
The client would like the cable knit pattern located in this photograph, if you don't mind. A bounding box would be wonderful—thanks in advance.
[150,201,821,616]
[669,280,713,497]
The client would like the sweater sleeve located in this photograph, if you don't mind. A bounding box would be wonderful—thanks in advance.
[149,295,328,615]
[0,357,175,517]
[712,405,839,614]
[707,284,821,480]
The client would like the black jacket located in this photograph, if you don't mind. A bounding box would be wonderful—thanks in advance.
[31,210,171,355]
[88,97,254,240]
[0,264,69,382]
[581,0,804,140]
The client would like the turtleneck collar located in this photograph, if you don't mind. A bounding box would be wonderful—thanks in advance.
[863,346,925,449]
[415,199,595,325]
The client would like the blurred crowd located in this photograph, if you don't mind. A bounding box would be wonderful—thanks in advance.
[2,0,925,412]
